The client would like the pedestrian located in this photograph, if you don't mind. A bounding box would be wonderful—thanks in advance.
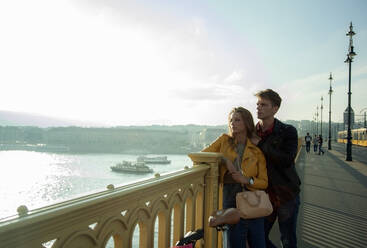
[318,135,325,155]
[313,135,318,153]
[305,132,312,153]
[202,106,268,248]
[253,89,301,248]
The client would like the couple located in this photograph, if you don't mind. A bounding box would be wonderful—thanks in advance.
[203,89,301,248]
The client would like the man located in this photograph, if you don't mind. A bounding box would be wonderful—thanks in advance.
[254,89,301,248]
[304,132,312,153]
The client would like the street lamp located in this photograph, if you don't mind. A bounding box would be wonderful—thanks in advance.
[313,115,317,134]
[328,73,333,150]
[345,22,357,161]
[316,106,319,135]
[360,108,367,128]
[320,96,323,137]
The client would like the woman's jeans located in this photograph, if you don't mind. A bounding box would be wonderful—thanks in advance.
[264,194,300,248]
[222,184,266,248]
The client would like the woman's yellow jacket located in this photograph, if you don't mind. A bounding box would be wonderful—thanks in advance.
[202,134,268,191]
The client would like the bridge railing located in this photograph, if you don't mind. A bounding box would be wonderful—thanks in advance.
[0,152,222,248]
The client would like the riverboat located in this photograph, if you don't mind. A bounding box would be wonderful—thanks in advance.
[110,161,153,174]
[136,155,171,164]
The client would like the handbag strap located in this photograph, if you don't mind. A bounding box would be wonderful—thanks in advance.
[234,143,245,172]
[234,143,247,191]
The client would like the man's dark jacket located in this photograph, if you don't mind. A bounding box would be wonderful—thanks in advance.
[257,118,301,203]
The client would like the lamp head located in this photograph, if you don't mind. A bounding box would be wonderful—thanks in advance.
[346,30,356,36]
[346,22,356,36]
[344,55,352,63]
[349,46,357,57]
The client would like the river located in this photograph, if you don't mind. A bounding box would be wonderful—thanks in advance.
[0,150,192,220]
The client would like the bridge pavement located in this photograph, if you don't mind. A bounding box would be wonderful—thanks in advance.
[268,146,367,247]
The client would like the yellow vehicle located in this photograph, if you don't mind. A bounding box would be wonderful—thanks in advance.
[337,128,367,147]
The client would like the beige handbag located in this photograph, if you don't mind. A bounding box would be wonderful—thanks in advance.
[236,190,273,219]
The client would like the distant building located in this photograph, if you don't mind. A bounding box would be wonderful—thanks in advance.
[343,106,355,130]
[198,127,227,149]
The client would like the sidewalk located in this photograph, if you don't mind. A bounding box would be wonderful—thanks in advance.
[269,148,367,247]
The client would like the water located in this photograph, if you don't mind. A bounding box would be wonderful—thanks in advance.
[0,151,192,220]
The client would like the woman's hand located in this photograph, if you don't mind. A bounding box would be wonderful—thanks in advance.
[230,171,250,184]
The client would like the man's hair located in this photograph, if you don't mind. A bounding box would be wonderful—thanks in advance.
[255,89,282,107]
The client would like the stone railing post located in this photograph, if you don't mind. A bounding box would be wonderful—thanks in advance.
[188,152,222,248]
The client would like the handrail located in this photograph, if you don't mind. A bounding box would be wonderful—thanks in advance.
[295,137,303,162]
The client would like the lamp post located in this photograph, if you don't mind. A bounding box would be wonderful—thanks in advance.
[345,22,357,161]
[313,115,317,134]
[328,73,333,150]
[316,106,319,135]
[320,96,323,137]
[360,108,367,128]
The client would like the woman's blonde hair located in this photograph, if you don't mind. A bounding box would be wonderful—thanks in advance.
[228,107,256,140]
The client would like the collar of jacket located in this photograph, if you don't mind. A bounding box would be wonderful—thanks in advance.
[242,138,259,162]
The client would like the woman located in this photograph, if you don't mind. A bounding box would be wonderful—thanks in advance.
[202,107,268,248]
[313,134,318,153]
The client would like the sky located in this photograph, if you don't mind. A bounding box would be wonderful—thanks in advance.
[1,0,366,126]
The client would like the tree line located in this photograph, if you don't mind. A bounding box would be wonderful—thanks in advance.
[1,120,337,154]
[0,125,226,154]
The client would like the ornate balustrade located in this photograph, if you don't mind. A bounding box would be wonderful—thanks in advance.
[0,152,222,248]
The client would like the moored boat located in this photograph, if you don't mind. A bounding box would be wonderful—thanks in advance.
[111,161,153,174]
[136,155,171,164]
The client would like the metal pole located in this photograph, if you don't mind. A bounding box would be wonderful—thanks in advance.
[316,106,319,135]
[345,22,356,161]
[321,97,323,137]
[346,59,352,161]
[328,73,333,150]
[359,108,367,128]
[314,116,316,134]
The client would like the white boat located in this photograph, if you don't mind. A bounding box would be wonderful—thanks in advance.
[111,161,153,174]
[136,156,171,164]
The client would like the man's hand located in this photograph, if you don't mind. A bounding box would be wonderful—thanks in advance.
[222,157,250,184]
[251,135,261,145]
[231,171,250,184]
[222,157,236,173]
